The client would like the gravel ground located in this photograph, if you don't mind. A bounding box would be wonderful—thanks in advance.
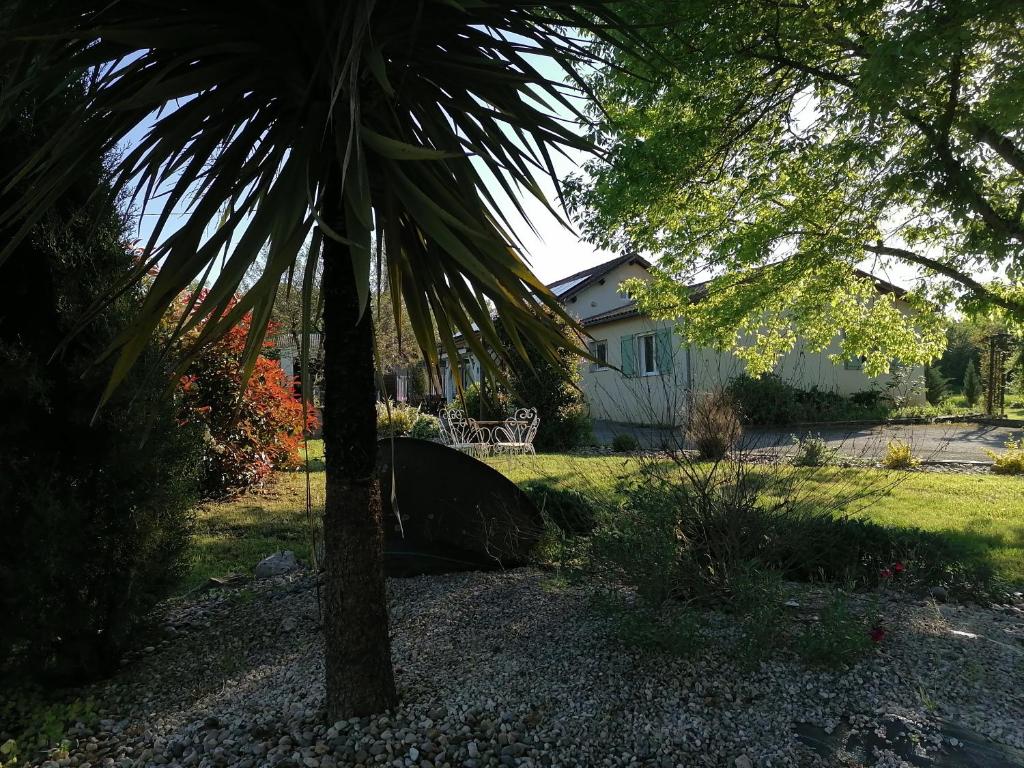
[29,569,1024,768]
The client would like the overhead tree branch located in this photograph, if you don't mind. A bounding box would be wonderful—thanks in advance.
[911,118,1024,243]
[939,48,962,140]
[863,242,1024,319]
[752,39,1024,244]
[965,119,1024,177]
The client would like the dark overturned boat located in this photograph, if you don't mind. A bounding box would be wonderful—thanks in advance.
[376,437,542,576]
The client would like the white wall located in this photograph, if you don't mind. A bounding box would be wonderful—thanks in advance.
[580,316,691,426]
[564,261,650,323]
[687,297,926,403]
[580,300,926,426]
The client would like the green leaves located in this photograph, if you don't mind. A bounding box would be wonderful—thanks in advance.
[0,1,647,404]
[570,0,1024,367]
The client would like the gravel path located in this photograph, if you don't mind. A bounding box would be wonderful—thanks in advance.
[33,569,1024,768]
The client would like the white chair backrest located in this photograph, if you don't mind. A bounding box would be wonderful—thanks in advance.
[495,407,539,445]
[439,407,479,446]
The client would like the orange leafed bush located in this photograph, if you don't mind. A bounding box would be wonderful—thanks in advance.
[170,292,317,498]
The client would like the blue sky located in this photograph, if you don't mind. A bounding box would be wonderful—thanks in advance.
[124,78,616,287]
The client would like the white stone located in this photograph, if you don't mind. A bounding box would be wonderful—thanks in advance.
[254,551,299,579]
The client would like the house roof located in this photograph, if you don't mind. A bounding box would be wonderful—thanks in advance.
[448,252,650,345]
[446,257,909,338]
[546,252,651,301]
[854,269,906,297]
[578,266,909,329]
[580,301,641,327]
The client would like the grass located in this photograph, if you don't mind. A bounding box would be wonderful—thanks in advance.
[1006,393,1024,420]
[184,441,324,592]
[944,392,1024,420]
[496,453,1024,585]
[183,441,1024,592]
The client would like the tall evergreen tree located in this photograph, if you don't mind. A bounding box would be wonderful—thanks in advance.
[963,362,983,407]
[0,82,201,683]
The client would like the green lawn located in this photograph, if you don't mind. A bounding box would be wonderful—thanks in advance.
[496,453,1024,583]
[1007,393,1024,420]
[945,392,1024,420]
[185,442,1024,592]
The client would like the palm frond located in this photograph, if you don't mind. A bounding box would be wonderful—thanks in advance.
[0,0,648,402]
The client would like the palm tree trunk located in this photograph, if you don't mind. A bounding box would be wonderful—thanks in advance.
[320,220,398,719]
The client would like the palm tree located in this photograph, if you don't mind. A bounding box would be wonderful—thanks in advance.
[0,1,641,717]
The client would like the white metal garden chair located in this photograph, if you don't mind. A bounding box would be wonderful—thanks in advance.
[492,408,540,455]
[438,407,491,457]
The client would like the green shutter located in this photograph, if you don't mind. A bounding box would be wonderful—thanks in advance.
[655,328,674,374]
[620,334,637,377]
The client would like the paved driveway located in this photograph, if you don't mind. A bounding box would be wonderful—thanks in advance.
[592,420,1024,462]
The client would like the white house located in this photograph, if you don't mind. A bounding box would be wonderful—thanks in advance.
[432,254,925,425]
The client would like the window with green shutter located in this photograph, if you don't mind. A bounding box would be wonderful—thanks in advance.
[633,330,673,376]
[639,333,656,375]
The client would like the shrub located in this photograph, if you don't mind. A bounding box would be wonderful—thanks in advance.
[0,83,203,683]
[376,399,421,437]
[376,401,440,440]
[520,481,596,535]
[592,465,788,603]
[731,568,787,666]
[172,298,316,499]
[889,402,971,419]
[988,439,1024,475]
[495,311,592,452]
[406,364,428,402]
[924,366,950,405]
[591,456,996,604]
[459,381,510,421]
[0,690,98,768]
[686,391,741,460]
[727,374,888,425]
[790,433,835,467]
[594,592,704,657]
[538,405,594,452]
[796,592,878,667]
[409,412,441,440]
[726,373,803,425]
[590,477,681,608]
[849,389,883,408]
[774,514,995,598]
[611,432,640,452]
[963,361,983,407]
[882,440,921,470]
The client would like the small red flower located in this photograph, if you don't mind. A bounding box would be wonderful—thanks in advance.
[880,568,893,579]
[869,626,886,643]
[893,562,905,574]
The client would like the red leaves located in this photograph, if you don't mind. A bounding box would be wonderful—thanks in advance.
[879,561,907,581]
[168,292,318,498]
